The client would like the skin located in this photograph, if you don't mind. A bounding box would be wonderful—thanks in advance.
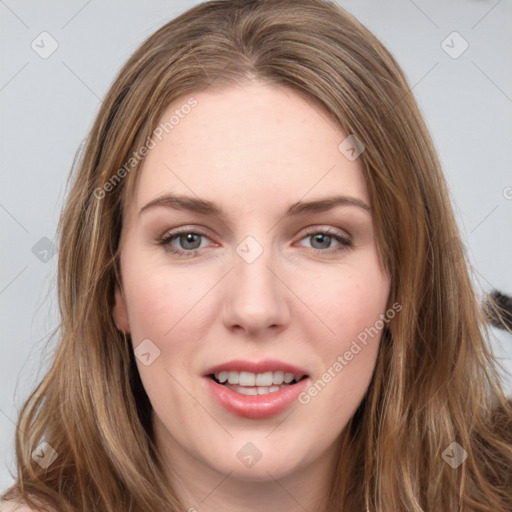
[113,82,390,512]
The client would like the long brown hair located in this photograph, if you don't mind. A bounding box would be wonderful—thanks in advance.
[3,0,511,510]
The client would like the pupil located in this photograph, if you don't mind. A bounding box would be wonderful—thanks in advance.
[181,233,200,250]
[312,234,330,249]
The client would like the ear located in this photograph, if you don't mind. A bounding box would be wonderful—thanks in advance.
[112,284,130,333]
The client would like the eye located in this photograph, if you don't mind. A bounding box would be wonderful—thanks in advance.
[298,228,352,253]
[156,226,352,257]
[157,228,212,257]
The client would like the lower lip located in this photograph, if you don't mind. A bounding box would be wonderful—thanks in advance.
[203,376,309,420]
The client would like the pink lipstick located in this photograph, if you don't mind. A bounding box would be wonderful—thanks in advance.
[202,359,310,420]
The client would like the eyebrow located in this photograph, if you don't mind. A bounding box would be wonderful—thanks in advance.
[139,193,370,218]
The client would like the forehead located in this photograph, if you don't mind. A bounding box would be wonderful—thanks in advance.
[125,83,369,220]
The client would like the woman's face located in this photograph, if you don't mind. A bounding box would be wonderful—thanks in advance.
[113,83,390,484]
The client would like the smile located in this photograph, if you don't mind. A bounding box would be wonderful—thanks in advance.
[210,370,307,395]
[202,360,310,419]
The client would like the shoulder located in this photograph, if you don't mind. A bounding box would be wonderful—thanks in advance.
[0,501,45,512]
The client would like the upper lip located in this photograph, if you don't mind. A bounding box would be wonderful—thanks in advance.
[203,359,309,377]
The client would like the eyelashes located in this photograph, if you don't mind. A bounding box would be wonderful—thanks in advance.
[158,229,211,257]
[156,226,353,258]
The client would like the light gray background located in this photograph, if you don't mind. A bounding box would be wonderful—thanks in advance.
[1,0,511,492]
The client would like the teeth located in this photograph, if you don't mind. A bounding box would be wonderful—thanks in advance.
[237,386,257,396]
[227,384,288,395]
[214,370,305,386]
[255,371,273,386]
[258,386,280,394]
[239,371,256,386]
[227,371,239,384]
[273,371,284,385]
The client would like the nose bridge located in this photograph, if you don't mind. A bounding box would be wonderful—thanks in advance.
[223,233,288,333]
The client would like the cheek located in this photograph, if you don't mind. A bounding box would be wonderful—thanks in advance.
[122,266,208,410]
[298,253,389,403]
[123,264,207,341]
[305,256,389,347]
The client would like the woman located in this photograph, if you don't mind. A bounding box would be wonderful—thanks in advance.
[2,0,511,510]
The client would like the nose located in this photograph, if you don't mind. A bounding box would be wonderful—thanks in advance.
[221,238,290,337]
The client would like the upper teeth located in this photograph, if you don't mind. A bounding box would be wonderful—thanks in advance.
[214,371,304,386]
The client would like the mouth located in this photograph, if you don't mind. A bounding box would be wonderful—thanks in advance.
[202,360,310,419]
[207,371,308,396]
